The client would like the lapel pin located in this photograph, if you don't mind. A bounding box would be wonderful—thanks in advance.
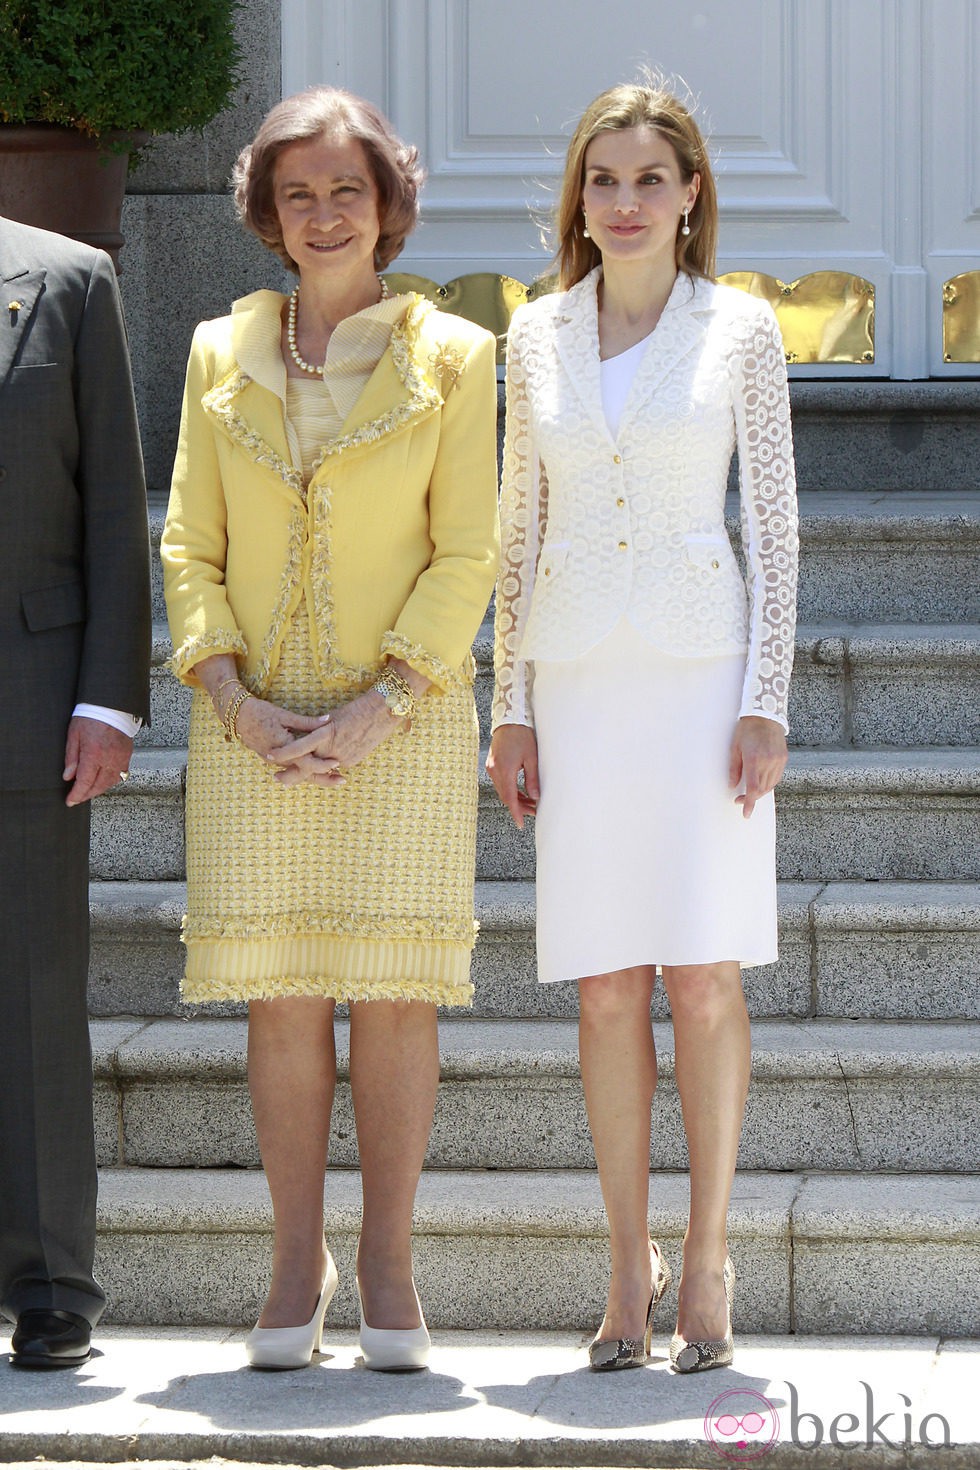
[427,345,466,392]
[8,300,22,323]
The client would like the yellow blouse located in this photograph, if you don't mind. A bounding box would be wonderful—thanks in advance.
[285,378,337,481]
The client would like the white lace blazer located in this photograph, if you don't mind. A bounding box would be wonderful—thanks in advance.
[491,268,799,731]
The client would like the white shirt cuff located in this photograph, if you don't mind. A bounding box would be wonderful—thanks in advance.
[72,703,142,739]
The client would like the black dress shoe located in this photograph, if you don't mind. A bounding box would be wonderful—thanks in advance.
[10,1310,92,1368]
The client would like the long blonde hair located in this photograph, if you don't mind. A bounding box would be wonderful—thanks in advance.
[555,80,717,290]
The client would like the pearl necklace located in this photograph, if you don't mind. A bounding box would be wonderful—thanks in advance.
[286,277,390,376]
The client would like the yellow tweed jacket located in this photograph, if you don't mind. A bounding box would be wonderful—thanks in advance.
[162,289,500,694]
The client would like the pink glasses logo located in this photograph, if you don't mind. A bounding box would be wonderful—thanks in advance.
[704,1388,780,1461]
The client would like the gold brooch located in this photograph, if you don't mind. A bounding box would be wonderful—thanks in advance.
[8,300,22,322]
[427,345,466,393]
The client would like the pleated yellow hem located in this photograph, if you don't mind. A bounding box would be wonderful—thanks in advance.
[180,931,474,1007]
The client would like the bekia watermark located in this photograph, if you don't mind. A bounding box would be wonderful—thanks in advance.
[705,1381,952,1460]
[704,1388,780,1461]
[787,1381,951,1450]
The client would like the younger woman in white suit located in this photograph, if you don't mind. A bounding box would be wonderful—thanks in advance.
[488,81,798,1373]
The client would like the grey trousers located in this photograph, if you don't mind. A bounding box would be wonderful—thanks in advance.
[0,788,105,1326]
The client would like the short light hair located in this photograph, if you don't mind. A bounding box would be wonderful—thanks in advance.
[233,86,424,272]
[555,78,717,290]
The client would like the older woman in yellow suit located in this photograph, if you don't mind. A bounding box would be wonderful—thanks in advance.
[162,87,499,1371]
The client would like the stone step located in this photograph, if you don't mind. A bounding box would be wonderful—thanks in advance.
[2,1325,975,1470]
[148,501,167,622]
[786,491,980,622]
[91,1016,980,1176]
[476,747,980,882]
[88,879,980,1021]
[145,617,980,751]
[787,380,980,492]
[80,741,448,881]
[90,748,185,881]
[91,746,980,884]
[89,1165,980,1334]
[774,623,979,748]
[143,621,184,748]
[147,490,980,631]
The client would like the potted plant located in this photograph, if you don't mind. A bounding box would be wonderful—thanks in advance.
[0,0,241,265]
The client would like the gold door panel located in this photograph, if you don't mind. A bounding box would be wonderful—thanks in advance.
[383,269,876,366]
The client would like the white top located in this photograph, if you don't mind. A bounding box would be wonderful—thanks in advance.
[600,334,653,438]
[491,268,799,732]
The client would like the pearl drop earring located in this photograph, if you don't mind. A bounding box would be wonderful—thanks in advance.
[582,213,590,239]
[681,208,691,236]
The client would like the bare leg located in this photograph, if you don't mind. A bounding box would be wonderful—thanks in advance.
[349,999,439,1329]
[247,996,336,1327]
[578,966,658,1341]
[662,960,749,1340]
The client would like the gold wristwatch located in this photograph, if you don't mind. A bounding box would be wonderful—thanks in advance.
[372,669,417,722]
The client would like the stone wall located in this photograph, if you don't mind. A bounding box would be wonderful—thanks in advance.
[119,0,285,495]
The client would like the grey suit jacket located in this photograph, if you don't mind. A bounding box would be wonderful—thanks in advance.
[0,216,151,789]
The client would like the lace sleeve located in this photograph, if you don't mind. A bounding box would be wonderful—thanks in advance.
[492,315,549,729]
[733,305,799,731]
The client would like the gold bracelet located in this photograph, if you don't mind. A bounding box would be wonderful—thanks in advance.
[222,685,251,743]
[226,688,251,742]
[371,667,418,723]
[213,676,243,721]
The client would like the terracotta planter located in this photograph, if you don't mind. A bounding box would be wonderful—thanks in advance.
[0,124,147,271]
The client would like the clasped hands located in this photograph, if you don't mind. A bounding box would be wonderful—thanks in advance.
[195,653,425,788]
[234,690,401,786]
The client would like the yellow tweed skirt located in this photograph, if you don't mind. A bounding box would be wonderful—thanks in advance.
[180,602,479,1005]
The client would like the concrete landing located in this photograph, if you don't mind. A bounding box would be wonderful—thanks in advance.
[0,1328,977,1468]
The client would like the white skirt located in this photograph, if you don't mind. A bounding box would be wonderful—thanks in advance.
[532,618,778,983]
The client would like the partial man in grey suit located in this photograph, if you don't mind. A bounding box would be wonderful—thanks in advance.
[0,216,151,1368]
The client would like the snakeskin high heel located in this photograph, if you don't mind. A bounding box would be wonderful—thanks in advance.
[589,1240,672,1371]
[670,1254,735,1373]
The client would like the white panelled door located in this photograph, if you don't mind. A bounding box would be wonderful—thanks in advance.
[281,0,980,377]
